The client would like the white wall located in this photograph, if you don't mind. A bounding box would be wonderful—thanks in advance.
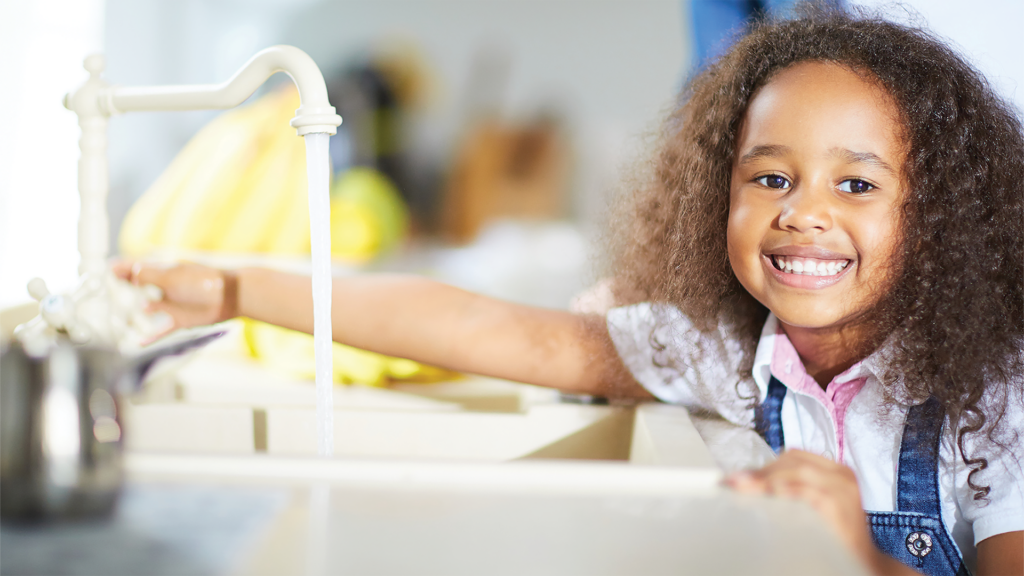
[852,0,1024,116]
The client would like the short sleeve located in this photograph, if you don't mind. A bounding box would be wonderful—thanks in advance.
[606,303,755,426]
[954,391,1024,545]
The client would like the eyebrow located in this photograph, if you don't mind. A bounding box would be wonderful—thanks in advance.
[738,144,790,164]
[828,147,898,175]
[737,144,898,175]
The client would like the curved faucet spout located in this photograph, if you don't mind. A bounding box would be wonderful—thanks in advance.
[98,45,341,135]
[26,44,343,350]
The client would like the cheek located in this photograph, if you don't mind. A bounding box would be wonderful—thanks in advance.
[726,207,742,264]
[865,230,902,283]
[726,227,739,277]
[857,210,901,265]
[848,209,903,296]
[727,198,760,259]
[727,204,759,286]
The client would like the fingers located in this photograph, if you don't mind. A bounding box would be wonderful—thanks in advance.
[760,451,851,486]
[109,259,235,330]
[728,450,858,499]
[728,450,821,492]
[118,261,224,306]
[128,261,175,291]
[725,450,876,563]
[111,259,134,280]
[110,258,171,288]
[142,299,206,335]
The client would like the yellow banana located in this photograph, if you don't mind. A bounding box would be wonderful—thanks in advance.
[212,92,306,252]
[120,92,278,254]
[260,136,311,255]
[241,318,457,387]
[118,109,248,256]
[155,99,276,251]
[121,87,453,387]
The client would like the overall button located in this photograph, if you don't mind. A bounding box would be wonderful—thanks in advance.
[906,531,933,557]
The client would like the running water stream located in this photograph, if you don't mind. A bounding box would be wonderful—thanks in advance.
[304,133,334,457]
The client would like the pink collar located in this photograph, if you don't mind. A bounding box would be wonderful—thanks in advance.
[770,325,868,462]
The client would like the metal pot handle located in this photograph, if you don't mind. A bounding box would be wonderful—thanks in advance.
[123,328,226,390]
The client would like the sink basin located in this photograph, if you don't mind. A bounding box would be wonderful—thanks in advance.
[4,305,736,467]
[120,334,745,471]
[122,347,642,461]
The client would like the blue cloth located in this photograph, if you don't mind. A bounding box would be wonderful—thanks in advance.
[689,0,841,70]
[755,394,968,576]
[755,375,787,454]
[867,398,969,575]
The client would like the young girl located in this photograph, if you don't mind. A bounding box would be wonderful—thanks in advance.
[116,7,1023,576]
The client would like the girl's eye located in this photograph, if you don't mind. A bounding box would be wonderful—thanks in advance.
[756,175,790,189]
[838,179,874,194]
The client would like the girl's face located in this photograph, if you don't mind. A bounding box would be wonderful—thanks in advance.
[728,62,906,334]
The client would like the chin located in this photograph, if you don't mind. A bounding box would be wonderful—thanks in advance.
[772,304,875,335]
[775,315,840,331]
[767,301,848,331]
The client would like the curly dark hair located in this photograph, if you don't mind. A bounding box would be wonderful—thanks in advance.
[609,4,1023,499]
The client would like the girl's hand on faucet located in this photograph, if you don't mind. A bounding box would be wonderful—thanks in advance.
[112,260,238,331]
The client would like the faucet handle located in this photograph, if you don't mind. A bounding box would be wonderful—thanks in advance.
[84,54,105,77]
[27,278,50,301]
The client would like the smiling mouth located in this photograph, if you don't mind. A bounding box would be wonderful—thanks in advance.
[770,255,852,277]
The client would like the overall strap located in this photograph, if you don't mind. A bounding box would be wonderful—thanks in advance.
[755,376,787,455]
[896,397,945,516]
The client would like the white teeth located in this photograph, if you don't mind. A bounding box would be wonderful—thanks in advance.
[773,255,850,276]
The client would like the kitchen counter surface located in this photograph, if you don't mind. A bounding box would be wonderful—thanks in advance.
[2,450,867,576]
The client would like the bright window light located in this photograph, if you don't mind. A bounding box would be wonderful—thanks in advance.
[0,0,105,308]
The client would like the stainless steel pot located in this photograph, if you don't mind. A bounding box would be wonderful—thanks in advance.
[0,330,223,520]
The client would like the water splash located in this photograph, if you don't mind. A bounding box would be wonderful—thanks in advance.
[304,132,334,457]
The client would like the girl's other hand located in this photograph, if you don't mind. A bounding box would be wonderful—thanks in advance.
[112,260,237,332]
[725,450,912,575]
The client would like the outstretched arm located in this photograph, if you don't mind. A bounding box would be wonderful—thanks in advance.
[236,268,644,396]
[115,262,648,398]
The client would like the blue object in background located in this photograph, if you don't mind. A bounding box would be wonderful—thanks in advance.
[690,0,841,70]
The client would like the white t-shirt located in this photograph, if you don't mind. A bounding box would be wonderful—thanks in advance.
[607,303,1024,569]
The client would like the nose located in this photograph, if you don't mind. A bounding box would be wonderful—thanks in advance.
[777,185,832,235]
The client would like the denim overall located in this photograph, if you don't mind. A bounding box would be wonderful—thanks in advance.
[755,376,969,576]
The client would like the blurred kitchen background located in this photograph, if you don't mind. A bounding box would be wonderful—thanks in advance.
[2,0,1022,311]
[1,0,690,312]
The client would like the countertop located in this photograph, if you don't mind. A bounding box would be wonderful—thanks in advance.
[1,436,865,576]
